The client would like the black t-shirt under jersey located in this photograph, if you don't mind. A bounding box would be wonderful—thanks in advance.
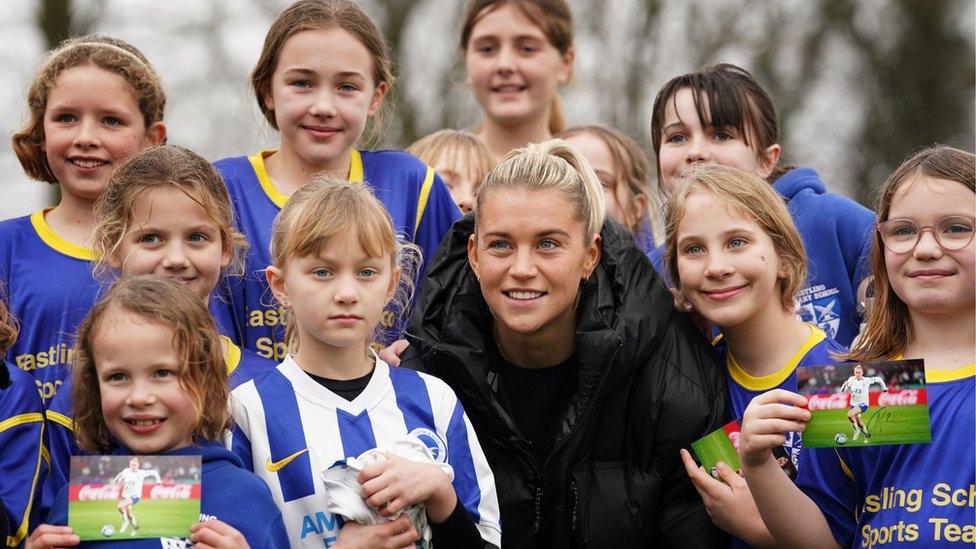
[497,351,579,457]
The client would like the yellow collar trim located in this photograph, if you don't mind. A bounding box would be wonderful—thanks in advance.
[926,363,975,383]
[727,324,826,391]
[29,209,96,260]
[249,149,364,209]
[222,335,241,376]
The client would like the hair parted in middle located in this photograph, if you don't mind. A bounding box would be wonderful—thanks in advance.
[91,144,248,280]
[71,275,230,454]
[251,0,394,148]
[269,175,421,350]
[663,163,807,312]
[475,138,606,240]
[407,129,495,183]
[460,0,574,134]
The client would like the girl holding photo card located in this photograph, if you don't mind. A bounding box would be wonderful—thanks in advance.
[664,164,846,547]
[738,146,975,548]
[27,276,288,549]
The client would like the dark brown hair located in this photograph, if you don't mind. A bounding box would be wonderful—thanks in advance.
[460,0,573,134]
[251,0,394,147]
[92,145,247,280]
[12,35,166,184]
[843,146,975,362]
[650,63,790,185]
[72,275,230,453]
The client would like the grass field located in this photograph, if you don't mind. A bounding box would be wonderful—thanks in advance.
[69,499,199,540]
[804,404,931,448]
[691,427,741,472]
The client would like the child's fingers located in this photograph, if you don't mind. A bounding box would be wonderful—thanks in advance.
[378,340,409,366]
[751,389,808,408]
[714,461,746,490]
[750,418,808,435]
[680,449,729,499]
[357,461,388,486]
[26,525,80,549]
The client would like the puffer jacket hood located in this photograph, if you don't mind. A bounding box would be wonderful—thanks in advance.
[408,214,728,548]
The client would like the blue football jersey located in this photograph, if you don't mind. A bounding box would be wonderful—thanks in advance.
[1,363,49,547]
[214,149,460,359]
[0,211,101,402]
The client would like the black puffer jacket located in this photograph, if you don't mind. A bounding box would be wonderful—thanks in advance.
[405,214,729,548]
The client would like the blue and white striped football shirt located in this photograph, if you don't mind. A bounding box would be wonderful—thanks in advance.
[228,355,501,547]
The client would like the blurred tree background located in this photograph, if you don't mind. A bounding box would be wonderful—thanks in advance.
[2,0,972,217]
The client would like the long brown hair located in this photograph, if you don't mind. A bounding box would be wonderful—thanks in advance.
[251,0,394,148]
[72,276,229,454]
[12,35,166,184]
[843,146,975,362]
[460,0,573,134]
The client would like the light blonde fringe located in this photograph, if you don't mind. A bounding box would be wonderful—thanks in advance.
[407,130,494,182]
[663,164,807,312]
[269,175,421,351]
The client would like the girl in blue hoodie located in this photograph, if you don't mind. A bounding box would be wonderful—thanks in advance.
[27,276,288,549]
[648,63,874,347]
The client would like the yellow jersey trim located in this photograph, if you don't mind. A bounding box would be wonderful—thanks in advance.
[266,448,309,473]
[926,363,976,383]
[348,149,364,183]
[29,209,96,260]
[250,149,363,209]
[7,421,44,546]
[0,412,44,434]
[44,409,74,431]
[223,336,242,376]
[249,151,287,209]
[727,324,826,391]
[41,444,50,466]
[414,166,435,238]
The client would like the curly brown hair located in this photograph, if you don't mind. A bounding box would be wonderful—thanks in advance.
[71,275,229,454]
[11,35,166,184]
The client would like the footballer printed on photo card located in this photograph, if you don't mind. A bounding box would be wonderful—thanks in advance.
[797,358,931,448]
[68,455,201,541]
[691,418,799,482]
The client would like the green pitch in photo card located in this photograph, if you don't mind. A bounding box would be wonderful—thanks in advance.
[797,359,931,448]
[68,455,202,541]
[691,419,799,483]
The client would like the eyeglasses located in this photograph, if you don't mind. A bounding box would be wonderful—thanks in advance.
[877,215,975,253]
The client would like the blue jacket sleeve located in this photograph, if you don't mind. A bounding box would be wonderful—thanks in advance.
[0,365,49,547]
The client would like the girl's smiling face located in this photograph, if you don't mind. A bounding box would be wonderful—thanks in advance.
[884,176,975,317]
[95,308,195,454]
[42,64,165,203]
[675,190,787,330]
[264,27,386,173]
[464,3,572,129]
[115,187,230,301]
